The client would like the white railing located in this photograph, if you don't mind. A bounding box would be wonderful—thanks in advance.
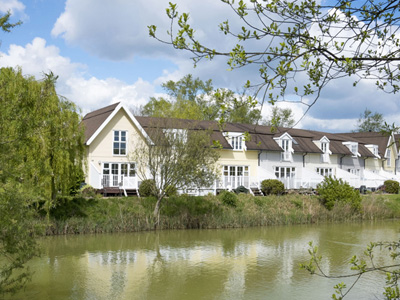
[102,175,138,189]
[216,176,262,190]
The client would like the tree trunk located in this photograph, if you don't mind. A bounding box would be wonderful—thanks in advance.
[153,196,162,229]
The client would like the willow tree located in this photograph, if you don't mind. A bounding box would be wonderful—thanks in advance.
[0,67,85,294]
[0,68,85,203]
[149,0,400,120]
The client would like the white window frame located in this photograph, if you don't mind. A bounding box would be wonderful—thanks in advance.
[222,165,250,188]
[224,132,245,151]
[102,162,136,187]
[347,168,360,176]
[343,142,359,157]
[275,166,296,179]
[387,149,392,167]
[113,130,127,156]
[316,167,332,177]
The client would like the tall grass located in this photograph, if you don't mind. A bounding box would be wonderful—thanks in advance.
[39,193,400,235]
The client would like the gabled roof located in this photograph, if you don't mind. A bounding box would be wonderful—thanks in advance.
[339,131,394,157]
[81,102,119,143]
[81,102,151,145]
[81,103,387,158]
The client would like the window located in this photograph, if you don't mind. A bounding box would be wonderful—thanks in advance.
[113,131,127,155]
[387,149,391,166]
[223,165,249,187]
[102,162,136,187]
[373,146,379,156]
[231,136,243,150]
[343,142,358,156]
[347,168,360,176]
[321,142,327,153]
[282,139,290,151]
[275,167,295,179]
[316,168,332,177]
[351,144,358,155]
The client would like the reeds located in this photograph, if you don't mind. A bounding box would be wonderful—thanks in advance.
[39,193,400,235]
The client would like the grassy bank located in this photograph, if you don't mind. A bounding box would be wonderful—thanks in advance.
[37,193,400,235]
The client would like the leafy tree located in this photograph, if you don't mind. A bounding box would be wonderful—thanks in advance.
[264,107,295,128]
[141,74,262,124]
[0,184,41,294]
[131,120,219,225]
[0,68,86,206]
[0,67,85,294]
[149,1,400,115]
[354,108,385,132]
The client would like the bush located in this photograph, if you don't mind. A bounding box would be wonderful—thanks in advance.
[219,190,238,207]
[234,185,249,194]
[261,179,285,195]
[384,180,399,194]
[139,179,156,197]
[79,185,97,198]
[317,176,361,211]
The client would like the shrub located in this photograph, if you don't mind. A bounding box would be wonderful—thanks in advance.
[79,185,97,198]
[261,179,285,195]
[139,179,156,197]
[317,176,361,211]
[384,180,399,194]
[235,185,249,194]
[218,190,238,207]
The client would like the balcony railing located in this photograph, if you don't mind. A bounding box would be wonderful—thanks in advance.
[102,175,138,189]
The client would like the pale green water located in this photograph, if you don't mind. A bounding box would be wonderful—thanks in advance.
[6,221,400,300]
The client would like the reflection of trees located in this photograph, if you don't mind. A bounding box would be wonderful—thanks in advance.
[14,222,400,299]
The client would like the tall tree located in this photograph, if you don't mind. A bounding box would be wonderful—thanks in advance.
[264,107,295,128]
[149,1,400,115]
[131,121,219,224]
[0,67,85,294]
[141,74,262,124]
[354,108,385,132]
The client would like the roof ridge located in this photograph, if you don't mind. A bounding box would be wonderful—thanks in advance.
[83,102,120,120]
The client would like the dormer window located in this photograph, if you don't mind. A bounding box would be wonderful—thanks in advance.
[321,142,328,153]
[225,132,245,151]
[351,144,358,155]
[163,128,187,143]
[373,146,379,156]
[343,142,359,157]
[274,133,293,162]
[366,144,380,158]
[387,149,392,166]
[319,136,331,163]
[232,136,243,150]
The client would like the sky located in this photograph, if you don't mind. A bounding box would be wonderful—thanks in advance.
[1,0,399,132]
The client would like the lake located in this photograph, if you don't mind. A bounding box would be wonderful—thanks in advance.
[7,220,400,300]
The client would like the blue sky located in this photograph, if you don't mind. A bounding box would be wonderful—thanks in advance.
[1,0,400,132]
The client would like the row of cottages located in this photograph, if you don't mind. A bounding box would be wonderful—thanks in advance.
[81,102,400,196]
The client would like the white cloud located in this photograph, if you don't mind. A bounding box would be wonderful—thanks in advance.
[0,0,25,14]
[0,37,158,113]
[0,37,84,78]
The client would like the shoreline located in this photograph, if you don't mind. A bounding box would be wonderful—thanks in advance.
[36,193,400,236]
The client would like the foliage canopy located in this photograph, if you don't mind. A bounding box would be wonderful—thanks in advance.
[149,0,400,116]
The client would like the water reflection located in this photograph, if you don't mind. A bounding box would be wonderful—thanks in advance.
[7,221,400,300]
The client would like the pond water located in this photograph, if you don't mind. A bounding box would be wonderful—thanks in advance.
[7,220,400,300]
